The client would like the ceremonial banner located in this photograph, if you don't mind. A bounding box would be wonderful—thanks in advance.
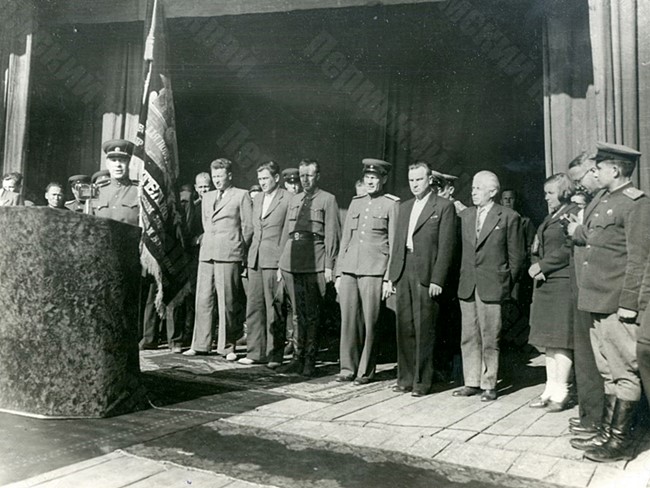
[133,0,189,313]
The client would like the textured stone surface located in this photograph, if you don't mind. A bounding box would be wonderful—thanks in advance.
[0,207,144,418]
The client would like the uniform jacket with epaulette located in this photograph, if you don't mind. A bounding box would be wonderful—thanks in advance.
[573,182,650,314]
[91,178,139,226]
[336,193,399,279]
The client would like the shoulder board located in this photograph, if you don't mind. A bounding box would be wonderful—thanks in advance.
[65,199,76,205]
[383,193,400,201]
[130,179,139,185]
[352,194,365,200]
[623,187,644,200]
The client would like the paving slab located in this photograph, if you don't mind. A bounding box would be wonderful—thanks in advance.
[302,387,397,422]
[589,464,650,488]
[433,442,520,473]
[506,452,561,481]
[543,459,595,487]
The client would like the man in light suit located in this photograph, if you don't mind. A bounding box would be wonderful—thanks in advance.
[184,158,253,360]
[454,170,525,402]
[388,162,456,396]
[238,161,290,368]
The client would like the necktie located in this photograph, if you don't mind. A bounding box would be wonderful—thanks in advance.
[476,207,485,239]
[214,190,222,209]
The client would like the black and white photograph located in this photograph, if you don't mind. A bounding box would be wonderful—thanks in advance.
[1,0,650,487]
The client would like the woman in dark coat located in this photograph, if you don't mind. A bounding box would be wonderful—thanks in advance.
[528,173,577,412]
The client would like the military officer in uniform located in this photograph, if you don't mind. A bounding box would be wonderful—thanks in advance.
[92,169,111,189]
[92,139,139,226]
[431,170,467,214]
[282,168,301,195]
[65,175,91,212]
[335,159,398,384]
[567,142,650,463]
[277,159,341,376]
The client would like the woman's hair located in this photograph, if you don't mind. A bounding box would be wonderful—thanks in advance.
[544,172,575,203]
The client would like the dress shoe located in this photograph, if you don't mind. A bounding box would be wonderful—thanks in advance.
[283,343,294,356]
[529,396,549,409]
[225,352,238,361]
[453,386,481,397]
[236,334,247,347]
[266,361,282,370]
[481,389,498,402]
[411,390,427,397]
[139,343,159,351]
[354,377,370,385]
[570,424,599,436]
[277,358,304,374]
[170,345,183,354]
[238,357,262,365]
[392,385,412,393]
[335,374,354,382]
[545,398,569,413]
[182,349,208,356]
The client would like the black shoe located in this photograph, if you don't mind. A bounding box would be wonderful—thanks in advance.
[453,386,481,397]
[569,417,581,428]
[301,362,316,377]
[335,374,354,382]
[481,389,498,402]
[353,377,370,385]
[584,399,638,463]
[571,394,616,451]
[411,389,427,397]
[392,385,412,393]
[277,358,304,374]
[570,424,599,436]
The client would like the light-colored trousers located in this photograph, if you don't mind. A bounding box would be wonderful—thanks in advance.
[191,260,245,355]
[459,290,502,390]
[591,312,640,401]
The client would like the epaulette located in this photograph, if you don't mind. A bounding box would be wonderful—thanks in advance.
[130,179,140,185]
[64,199,76,205]
[383,193,400,201]
[352,194,365,199]
[623,187,644,200]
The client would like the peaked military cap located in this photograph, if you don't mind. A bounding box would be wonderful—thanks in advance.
[102,139,135,160]
[282,168,300,183]
[68,174,91,185]
[595,142,641,164]
[91,169,111,184]
[361,158,391,176]
[430,170,458,184]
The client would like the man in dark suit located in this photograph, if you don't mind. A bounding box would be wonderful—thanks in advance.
[387,162,456,396]
[277,159,341,377]
[239,161,290,368]
[184,158,253,360]
[454,170,525,402]
[335,159,399,384]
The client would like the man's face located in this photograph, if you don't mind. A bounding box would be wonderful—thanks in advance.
[258,169,279,194]
[211,168,231,191]
[408,166,431,198]
[2,179,17,192]
[45,186,64,208]
[594,161,617,189]
[500,190,516,208]
[284,181,300,194]
[568,161,599,194]
[363,173,385,196]
[543,182,561,211]
[194,176,212,198]
[299,164,319,193]
[471,176,497,207]
[106,156,129,180]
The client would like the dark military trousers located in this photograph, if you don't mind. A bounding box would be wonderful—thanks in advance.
[636,306,650,407]
[140,281,183,349]
[245,266,285,363]
[282,270,325,363]
[395,252,439,394]
[339,273,382,379]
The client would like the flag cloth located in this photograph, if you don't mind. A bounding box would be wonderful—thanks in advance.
[133,0,189,314]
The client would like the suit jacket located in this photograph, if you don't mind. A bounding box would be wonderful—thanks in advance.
[0,189,21,207]
[336,193,399,279]
[388,192,456,287]
[247,188,290,269]
[458,203,525,302]
[199,187,253,263]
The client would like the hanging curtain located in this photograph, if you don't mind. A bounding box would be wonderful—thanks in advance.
[544,0,650,191]
[1,2,35,177]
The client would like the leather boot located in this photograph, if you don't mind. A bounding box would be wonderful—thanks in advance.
[277,357,304,374]
[570,394,616,450]
[585,399,637,462]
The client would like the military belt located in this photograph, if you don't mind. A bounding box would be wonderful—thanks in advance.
[291,231,324,242]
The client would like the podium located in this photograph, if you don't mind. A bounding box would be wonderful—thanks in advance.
[0,207,146,418]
